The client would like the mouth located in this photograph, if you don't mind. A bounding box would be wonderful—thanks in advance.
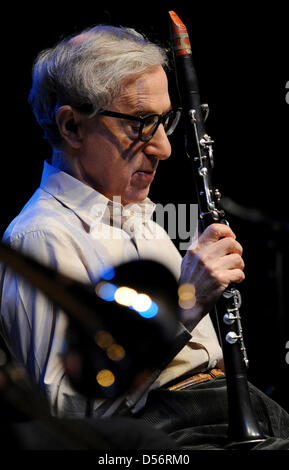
[133,169,156,183]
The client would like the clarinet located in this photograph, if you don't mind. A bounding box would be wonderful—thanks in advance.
[169,11,266,448]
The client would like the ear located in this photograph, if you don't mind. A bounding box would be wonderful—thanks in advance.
[55,105,84,149]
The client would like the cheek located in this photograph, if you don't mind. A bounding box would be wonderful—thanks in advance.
[83,138,140,191]
[85,124,136,165]
[81,120,145,192]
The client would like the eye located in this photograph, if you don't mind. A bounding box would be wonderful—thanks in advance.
[129,122,141,137]
[144,115,158,127]
[130,122,141,130]
[120,120,141,140]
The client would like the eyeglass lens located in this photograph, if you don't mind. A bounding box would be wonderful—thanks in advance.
[141,110,180,141]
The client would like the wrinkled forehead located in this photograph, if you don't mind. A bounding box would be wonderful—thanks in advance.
[114,65,170,113]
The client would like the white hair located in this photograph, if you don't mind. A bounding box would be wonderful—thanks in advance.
[28,25,168,145]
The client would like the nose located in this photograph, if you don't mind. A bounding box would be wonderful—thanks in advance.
[144,124,171,161]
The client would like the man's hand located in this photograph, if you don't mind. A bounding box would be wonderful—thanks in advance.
[179,223,245,331]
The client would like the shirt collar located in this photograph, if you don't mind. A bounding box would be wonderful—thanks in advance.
[40,161,156,230]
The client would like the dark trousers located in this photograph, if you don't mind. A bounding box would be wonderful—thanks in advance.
[135,377,289,450]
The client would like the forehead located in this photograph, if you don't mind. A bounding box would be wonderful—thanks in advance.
[114,65,171,113]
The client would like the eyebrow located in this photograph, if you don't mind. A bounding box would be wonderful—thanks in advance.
[133,106,173,117]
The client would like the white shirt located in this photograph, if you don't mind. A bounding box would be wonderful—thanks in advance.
[0,161,222,417]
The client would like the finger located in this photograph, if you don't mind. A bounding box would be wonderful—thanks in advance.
[205,236,243,258]
[227,268,245,284]
[214,266,245,288]
[198,223,236,246]
[216,253,245,271]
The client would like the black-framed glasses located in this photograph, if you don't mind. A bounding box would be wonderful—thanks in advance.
[97,108,182,142]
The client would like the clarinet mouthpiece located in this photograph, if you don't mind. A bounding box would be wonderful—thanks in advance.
[169,10,192,56]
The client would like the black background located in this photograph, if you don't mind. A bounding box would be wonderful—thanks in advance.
[2,3,288,411]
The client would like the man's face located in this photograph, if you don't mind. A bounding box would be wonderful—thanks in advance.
[76,65,172,205]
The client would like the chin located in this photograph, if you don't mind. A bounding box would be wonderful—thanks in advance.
[122,189,150,206]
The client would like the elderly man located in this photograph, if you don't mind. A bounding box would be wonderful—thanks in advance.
[0,25,288,449]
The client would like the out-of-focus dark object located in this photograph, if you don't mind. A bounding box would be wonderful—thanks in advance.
[62,258,187,400]
[0,336,179,450]
[0,242,185,400]
[0,241,185,449]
